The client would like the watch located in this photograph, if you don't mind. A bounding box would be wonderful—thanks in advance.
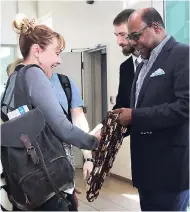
[84,158,94,163]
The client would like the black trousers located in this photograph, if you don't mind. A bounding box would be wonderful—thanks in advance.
[138,189,189,211]
[12,192,78,211]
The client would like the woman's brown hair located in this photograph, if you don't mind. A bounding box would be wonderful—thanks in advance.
[12,14,65,59]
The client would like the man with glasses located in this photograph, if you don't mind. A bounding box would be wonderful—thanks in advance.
[113,9,141,111]
[113,7,189,211]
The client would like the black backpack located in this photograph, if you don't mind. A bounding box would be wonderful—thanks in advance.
[1,65,74,210]
[57,73,72,122]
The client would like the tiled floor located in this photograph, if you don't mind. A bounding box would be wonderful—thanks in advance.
[0,168,140,211]
[75,169,141,211]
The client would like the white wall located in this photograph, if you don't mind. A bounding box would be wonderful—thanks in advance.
[1,1,17,45]
[17,1,37,19]
[124,0,164,17]
[1,1,37,45]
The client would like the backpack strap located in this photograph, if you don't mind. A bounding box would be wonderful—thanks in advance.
[1,76,13,122]
[57,74,72,121]
[14,64,42,110]
[1,64,42,123]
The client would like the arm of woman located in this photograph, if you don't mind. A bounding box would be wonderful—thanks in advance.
[25,67,98,150]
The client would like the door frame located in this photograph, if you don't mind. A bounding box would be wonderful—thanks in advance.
[82,45,107,130]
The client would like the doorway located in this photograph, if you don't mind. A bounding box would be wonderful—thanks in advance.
[53,46,108,168]
[83,46,108,130]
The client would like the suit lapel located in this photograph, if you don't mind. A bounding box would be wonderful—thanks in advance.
[130,62,144,108]
[136,37,176,108]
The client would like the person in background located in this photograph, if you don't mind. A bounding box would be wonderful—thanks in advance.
[114,7,189,211]
[113,9,141,110]
[6,59,23,77]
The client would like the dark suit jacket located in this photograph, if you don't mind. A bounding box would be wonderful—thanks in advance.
[130,37,189,191]
[113,56,135,109]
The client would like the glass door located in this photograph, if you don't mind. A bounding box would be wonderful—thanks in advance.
[0,45,17,95]
[165,0,189,44]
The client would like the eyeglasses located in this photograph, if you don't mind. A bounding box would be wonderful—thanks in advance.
[126,25,149,41]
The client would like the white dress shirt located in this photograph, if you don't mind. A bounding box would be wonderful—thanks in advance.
[132,55,142,72]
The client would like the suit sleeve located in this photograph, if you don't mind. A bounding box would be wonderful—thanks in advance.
[113,65,123,110]
[131,48,189,132]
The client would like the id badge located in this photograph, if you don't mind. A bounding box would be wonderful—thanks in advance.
[7,105,29,120]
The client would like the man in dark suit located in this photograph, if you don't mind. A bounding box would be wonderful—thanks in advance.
[113,8,189,211]
[113,9,141,110]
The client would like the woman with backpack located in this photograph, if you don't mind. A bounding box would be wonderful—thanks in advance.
[4,26,96,212]
[1,14,102,211]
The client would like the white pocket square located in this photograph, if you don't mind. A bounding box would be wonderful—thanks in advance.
[150,68,165,77]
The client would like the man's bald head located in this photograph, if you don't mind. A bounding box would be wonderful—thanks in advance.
[127,8,166,59]
[127,9,143,33]
[128,8,165,32]
[141,8,165,28]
